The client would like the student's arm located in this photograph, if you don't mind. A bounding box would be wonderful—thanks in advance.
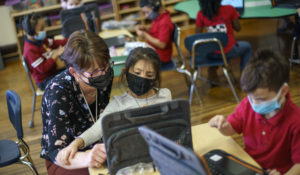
[27,51,57,74]
[135,24,149,32]
[137,22,173,50]
[142,32,167,49]
[208,115,237,136]
[232,19,241,32]
[56,143,106,169]
[285,163,300,175]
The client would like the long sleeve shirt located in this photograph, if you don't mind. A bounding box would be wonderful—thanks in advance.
[23,37,67,84]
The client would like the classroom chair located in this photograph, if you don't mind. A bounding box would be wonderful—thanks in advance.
[0,90,38,175]
[172,23,192,87]
[60,3,101,38]
[161,24,183,71]
[162,24,192,92]
[290,16,300,67]
[111,56,127,77]
[21,56,44,128]
[184,32,240,105]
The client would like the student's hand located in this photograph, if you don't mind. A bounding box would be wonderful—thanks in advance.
[135,24,146,31]
[56,138,84,165]
[267,169,281,175]
[86,144,106,168]
[52,46,65,60]
[209,115,227,130]
[208,115,236,136]
[136,29,145,38]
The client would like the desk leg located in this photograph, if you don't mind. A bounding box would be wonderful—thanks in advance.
[290,15,300,67]
[0,51,4,70]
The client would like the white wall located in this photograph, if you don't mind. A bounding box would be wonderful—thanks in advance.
[0,6,17,46]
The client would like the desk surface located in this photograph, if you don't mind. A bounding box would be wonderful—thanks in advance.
[174,0,297,20]
[54,29,133,57]
[89,123,259,175]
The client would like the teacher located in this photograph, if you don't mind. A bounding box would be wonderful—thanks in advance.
[40,30,113,175]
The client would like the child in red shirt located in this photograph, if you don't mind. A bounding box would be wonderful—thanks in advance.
[209,49,300,175]
[135,0,174,70]
[196,0,252,81]
[22,13,67,90]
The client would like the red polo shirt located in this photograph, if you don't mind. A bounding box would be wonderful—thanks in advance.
[196,5,239,53]
[149,10,174,63]
[23,37,67,84]
[227,93,300,173]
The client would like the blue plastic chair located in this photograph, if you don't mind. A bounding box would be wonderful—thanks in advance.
[21,56,44,128]
[184,32,240,105]
[0,90,38,174]
[162,23,187,71]
[162,24,192,88]
[290,17,300,67]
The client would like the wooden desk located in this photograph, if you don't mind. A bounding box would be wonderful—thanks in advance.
[89,123,259,175]
[55,29,133,57]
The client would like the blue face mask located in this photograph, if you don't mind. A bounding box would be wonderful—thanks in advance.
[248,84,286,115]
[147,11,159,20]
[34,31,46,41]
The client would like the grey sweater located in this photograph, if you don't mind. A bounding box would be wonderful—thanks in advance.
[79,88,172,147]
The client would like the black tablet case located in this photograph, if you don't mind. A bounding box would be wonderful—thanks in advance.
[101,99,192,174]
[139,126,210,175]
[139,126,267,175]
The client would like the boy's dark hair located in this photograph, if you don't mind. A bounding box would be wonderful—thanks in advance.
[240,49,289,93]
[121,47,161,89]
[140,0,162,10]
[62,30,110,72]
[22,13,43,36]
[198,0,222,20]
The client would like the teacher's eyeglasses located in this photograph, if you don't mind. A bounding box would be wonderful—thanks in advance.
[82,62,114,78]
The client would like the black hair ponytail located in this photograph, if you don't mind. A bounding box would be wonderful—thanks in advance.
[198,0,221,20]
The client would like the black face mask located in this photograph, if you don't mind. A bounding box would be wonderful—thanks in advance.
[86,67,114,90]
[126,72,155,96]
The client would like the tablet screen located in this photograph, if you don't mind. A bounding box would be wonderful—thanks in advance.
[221,0,243,8]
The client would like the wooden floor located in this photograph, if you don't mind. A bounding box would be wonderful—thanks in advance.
[1,18,300,174]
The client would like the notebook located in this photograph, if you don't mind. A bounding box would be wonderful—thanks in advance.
[271,0,300,8]
[139,126,267,175]
[221,0,244,15]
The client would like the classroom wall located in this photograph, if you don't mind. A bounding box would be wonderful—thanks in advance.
[0,6,17,47]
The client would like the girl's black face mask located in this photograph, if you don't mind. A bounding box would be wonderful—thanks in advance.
[126,72,155,96]
[86,67,114,90]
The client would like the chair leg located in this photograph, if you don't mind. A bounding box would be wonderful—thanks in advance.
[290,36,299,69]
[29,93,36,128]
[223,67,240,103]
[176,68,192,89]
[189,71,203,106]
[18,160,39,175]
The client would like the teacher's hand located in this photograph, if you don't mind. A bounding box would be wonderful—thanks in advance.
[56,138,84,165]
[87,143,107,168]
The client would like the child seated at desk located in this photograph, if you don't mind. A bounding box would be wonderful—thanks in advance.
[135,0,174,69]
[55,47,172,168]
[196,0,252,82]
[209,49,300,175]
[22,13,67,90]
[61,0,83,9]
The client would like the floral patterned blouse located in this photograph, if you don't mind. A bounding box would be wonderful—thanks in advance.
[40,69,112,162]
